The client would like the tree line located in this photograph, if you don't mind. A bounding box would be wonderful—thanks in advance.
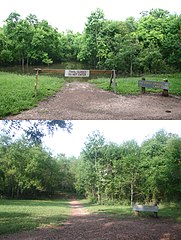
[0,8,181,74]
[0,128,180,204]
[0,135,76,198]
[77,130,181,205]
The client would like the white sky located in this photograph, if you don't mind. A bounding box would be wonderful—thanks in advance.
[42,120,181,157]
[1,0,181,32]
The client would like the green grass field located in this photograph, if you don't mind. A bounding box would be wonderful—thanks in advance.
[89,73,181,95]
[81,200,181,222]
[0,199,70,235]
[0,199,180,235]
[0,72,64,118]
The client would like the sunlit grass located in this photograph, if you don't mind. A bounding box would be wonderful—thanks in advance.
[81,199,181,222]
[89,73,181,95]
[0,72,64,118]
[0,199,70,235]
[80,199,132,218]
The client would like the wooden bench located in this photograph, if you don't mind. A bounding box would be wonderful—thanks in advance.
[138,78,170,96]
[133,204,158,217]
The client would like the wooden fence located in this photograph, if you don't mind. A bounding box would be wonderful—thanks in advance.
[34,68,116,97]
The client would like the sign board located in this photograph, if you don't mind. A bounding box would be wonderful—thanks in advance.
[138,80,170,90]
[65,69,90,77]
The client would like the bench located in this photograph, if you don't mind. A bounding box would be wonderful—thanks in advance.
[133,204,158,217]
[138,78,170,96]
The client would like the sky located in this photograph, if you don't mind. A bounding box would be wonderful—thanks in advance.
[1,0,181,32]
[42,120,181,157]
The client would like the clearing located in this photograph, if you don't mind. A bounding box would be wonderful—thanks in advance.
[6,82,181,120]
[1,200,181,240]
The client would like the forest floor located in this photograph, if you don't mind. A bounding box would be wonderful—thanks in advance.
[6,82,181,120]
[1,200,181,240]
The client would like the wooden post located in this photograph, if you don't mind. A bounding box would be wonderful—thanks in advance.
[109,70,117,94]
[34,69,39,97]
[162,79,169,97]
[141,77,146,94]
[113,70,117,94]
[109,71,113,89]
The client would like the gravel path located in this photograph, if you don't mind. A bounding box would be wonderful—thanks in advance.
[6,82,181,120]
[1,200,181,240]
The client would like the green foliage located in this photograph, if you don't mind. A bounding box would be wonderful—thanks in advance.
[1,9,180,74]
[75,130,181,205]
[0,72,64,117]
[0,133,76,198]
[0,199,70,235]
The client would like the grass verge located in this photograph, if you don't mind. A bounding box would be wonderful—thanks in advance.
[0,199,70,235]
[0,72,64,118]
[81,200,181,222]
[89,73,181,95]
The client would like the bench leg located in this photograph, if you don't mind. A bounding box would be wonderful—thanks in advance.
[162,89,168,96]
[134,211,139,216]
[154,212,158,218]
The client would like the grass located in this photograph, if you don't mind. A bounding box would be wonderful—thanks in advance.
[80,199,132,218]
[0,72,64,118]
[0,199,70,235]
[89,73,181,95]
[80,199,181,222]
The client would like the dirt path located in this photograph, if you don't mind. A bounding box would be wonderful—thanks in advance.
[6,82,181,120]
[1,200,181,240]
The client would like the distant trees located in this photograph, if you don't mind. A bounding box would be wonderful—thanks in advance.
[0,127,180,203]
[0,12,80,69]
[0,8,180,74]
[0,135,76,198]
[76,130,181,204]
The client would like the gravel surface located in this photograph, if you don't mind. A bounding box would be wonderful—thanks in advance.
[6,82,181,120]
[1,200,181,240]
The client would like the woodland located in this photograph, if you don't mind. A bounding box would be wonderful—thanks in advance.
[0,8,181,74]
[0,121,180,205]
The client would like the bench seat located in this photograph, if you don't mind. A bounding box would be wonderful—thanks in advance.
[133,205,158,217]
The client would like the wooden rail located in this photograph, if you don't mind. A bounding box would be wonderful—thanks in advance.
[34,68,113,74]
[34,68,117,96]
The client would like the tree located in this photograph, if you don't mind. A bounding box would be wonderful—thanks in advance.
[78,8,105,68]
[140,130,180,203]
[0,30,13,65]
[0,134,76,198]
[119,140,141,205]
[4,13,35,71]
[79,130,105,201]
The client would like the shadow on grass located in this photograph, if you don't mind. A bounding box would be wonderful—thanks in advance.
[1,211,180,240]
[0,199,70,207]
[159,206,181,222]
[82,202,181,222]
[0,211,69,235]
[0,211,37,235]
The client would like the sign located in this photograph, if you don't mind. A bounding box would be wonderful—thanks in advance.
[65,69,90,77]
[138,80,170,90]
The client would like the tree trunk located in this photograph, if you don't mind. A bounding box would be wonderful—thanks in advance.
[26,57,29,71]
[130,59,133,76]
[11,187,14,198]
[22,56,25,73]
[131,183,134,206]
[17,185,20,198]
